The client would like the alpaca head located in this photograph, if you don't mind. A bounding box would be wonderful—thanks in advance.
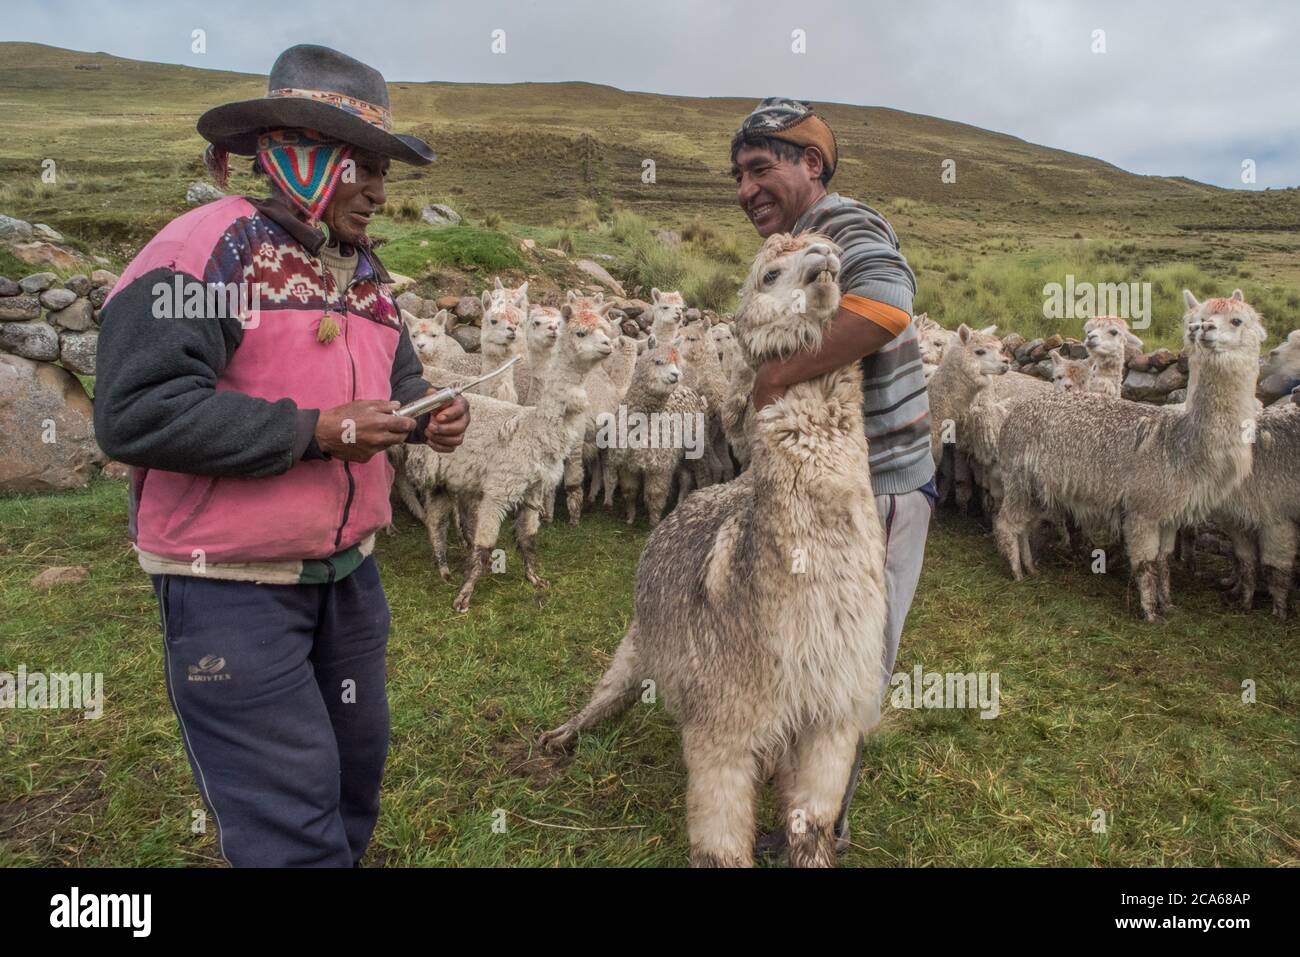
[481,277,529,329]
[406,308,455,360]
[1049,348,1092,393]
[1183,289,1265,358]
[916,314,956,378]
[708,320,735,360]
[1260,328,1300,381]
[634,340,683,397]
[481,299,522,354]
[559,291,616,370]
[951,323,1009,378]
[678,322,716,365]
[735,232,841,362]
[649,288,686,340]
[1083,316,1142,360]
[526,305,562,354]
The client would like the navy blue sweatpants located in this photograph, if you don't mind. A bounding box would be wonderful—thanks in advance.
[151,556,390,867]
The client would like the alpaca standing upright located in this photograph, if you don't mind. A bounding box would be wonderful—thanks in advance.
[400,299,615,610]
[995,290,1265,621]
[541,234,888,868]
[925,324,1007,511]
[1082,316,1142,397]
[678,322,732,484]
[516,304,562,405]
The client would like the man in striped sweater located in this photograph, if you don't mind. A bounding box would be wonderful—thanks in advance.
[730,98,935,859]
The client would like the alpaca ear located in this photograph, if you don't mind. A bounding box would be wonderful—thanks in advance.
[1049,348,1063,363]
[1183,290,1200,310]
[561,304,573,320]
[958,323,972,343]
[515,281,529,305]
[598,301,614,316]
[1231,289,1245,302]
[646,333,658,350]
[481,290,492,309]
[979,324,997,336]
[1126,332,1144,349]
[651,287,661,304]
[566,289,578,303]
[494,277,504,291]
[1082,318,1097,334]
[401,308,419,329]
[1289,330,1300,344]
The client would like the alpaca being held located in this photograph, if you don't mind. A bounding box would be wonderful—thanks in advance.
[540,233,888,868]
[995,289,1265,621]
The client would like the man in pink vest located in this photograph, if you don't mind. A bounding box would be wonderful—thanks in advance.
[94,45,469,866]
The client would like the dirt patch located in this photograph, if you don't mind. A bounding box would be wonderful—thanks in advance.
[0,766,108,862]
[491,737,573,789]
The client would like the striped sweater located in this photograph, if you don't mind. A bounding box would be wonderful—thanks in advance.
[792,193,934,496]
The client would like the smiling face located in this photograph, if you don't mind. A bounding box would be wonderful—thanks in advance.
[732,142,826,237]
[322,148,389,244]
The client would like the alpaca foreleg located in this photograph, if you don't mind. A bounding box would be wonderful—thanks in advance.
[538,624,643,752]
[683,727,758,868]
[1259,521,1297,620]
[1123,513,1162,622]
[454,497,505,613]
[785,721,860,868]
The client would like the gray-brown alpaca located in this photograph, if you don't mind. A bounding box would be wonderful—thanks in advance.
[540,233,888,868]
[995,290,1265,621]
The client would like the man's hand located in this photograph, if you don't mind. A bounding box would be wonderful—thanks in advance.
[316,400,415,463]
[752,361,788,411]
[424,393,470,453]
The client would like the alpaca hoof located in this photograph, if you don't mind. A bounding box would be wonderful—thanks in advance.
[529,575,550,590]
[538,724,577,753]
[438,566,452,583]
[452,589,474,613]
[568,515,581,527]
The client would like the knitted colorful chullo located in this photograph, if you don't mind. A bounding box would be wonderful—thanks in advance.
[730,97,839,180]
[256,128,354,226]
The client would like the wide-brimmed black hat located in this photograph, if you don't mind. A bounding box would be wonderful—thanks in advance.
[197,44,434,165]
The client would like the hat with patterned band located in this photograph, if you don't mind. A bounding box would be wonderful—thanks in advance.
[197,44,435,166]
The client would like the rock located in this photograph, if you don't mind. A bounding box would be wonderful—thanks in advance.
[31,566,89,589]
[420,204,462,226]
[455,296,481,321]
[19,272,58,294]
[620,299,648,319]
[32,224,64,243]
[450,324,480,353]
[1015,338,1042,363]
[0,214,34,241]
[1257,373,1300,403]
[1065,341,1090,360]
[1154,364,1188,395]
[395,291,424,315]
[11,242,82,270]
[59,331,98,374]
[574,259,625,297]
[101,461,130,480]
[435,294,460,311]
[1177,353,1190,374]
[64,274,92,296]
[1165,388,1187,405]
[0,353,106,490]
[88,285,109,309]
[0,294,42,322]
[1042,334,1064,351]
[1001,333,1025,356]
[1147,348,1177,371]
[39,287,77,311]
[0,277,19,296]
[635,313,650,332]
[186,181,225,206]
[655,229,681,246]
[386,270,416,292]
[1029,359,1053,380]
[685,308,702,324]
[1127,353,1151,373]
[0,320,59,360]
[1028,340,1052,362]
[91,269,119,289]
[1122,369,1161,402]
[621,319,640,338]
[48,298,94,332]
[520,238,536,251]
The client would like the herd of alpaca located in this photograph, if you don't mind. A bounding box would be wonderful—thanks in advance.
[925,292,1300,622]
[389,240,1297,867]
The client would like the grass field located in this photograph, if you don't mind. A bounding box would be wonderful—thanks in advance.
[2,479,1295,867]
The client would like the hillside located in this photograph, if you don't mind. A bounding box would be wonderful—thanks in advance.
[2,41,1299,346]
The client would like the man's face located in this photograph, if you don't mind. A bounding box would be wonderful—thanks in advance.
[323,149,389,244]
[732,142,822,237]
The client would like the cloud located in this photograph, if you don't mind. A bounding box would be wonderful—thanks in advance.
[6,0,1297,188]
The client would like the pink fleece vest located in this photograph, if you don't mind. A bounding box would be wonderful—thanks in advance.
[106,196,402,564]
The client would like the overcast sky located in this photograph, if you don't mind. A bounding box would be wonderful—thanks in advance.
[6,0,1298,189]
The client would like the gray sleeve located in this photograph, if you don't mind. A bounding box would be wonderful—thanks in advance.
[92,267,317,478]
[816,202,916,315]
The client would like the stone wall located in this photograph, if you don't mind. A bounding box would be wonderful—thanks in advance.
[1000,332,1190,404]
[0,269,117,374]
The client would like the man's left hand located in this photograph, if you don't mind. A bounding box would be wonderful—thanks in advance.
[423,393,470,452]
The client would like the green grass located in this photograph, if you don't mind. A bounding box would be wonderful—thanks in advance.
[367,224,524,277]
[1,480,1295,866]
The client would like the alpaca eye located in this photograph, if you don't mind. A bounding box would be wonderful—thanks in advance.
[577,331,587,337]
[1231,318,1242,326]
[763,270,780,284]
[975,349,986,356]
